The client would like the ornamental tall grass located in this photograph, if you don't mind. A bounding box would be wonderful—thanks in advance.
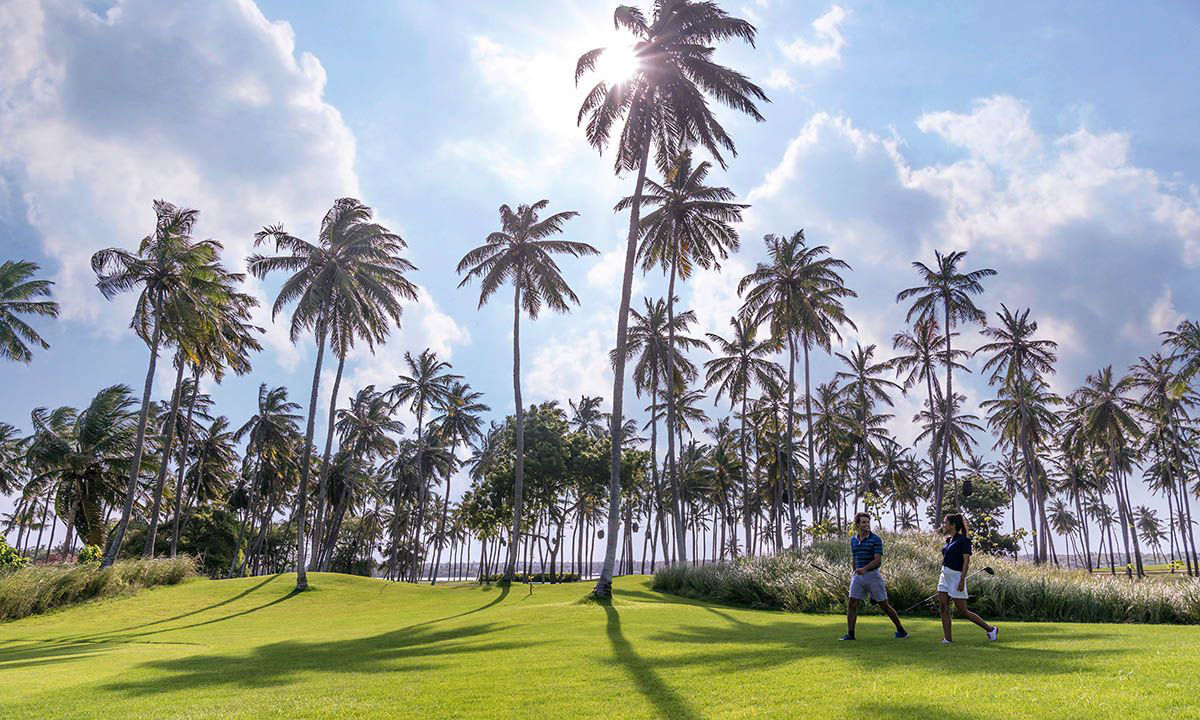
[651,533,1200,624]
[0,555,197,621]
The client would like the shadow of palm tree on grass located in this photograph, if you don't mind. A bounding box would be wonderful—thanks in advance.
[101,621,534,695]
[598,597,701,720]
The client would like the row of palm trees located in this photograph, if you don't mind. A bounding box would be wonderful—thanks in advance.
[3,1,1200,589]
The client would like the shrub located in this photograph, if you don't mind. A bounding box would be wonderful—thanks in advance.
[77,544,103,565]
[0,536,30,571]
[483,572,580,584]
[0,555,197,621]
[651,532,1200,624]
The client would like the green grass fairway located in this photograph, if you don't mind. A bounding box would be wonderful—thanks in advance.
[1,573,1195,719]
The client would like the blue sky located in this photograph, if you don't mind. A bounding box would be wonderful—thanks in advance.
[2,0,1198,535]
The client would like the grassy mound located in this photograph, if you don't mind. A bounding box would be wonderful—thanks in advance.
[0,556,196,621]
[652,533,1200,624]
[2,573,1198,718]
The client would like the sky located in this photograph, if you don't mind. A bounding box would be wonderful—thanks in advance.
[1,0,1198,543]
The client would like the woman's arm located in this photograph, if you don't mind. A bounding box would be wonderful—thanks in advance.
[959,552,970,592]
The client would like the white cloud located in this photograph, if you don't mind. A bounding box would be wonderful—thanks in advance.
[526,315,613,407]
[0,0,468,379]
[687,259,749,337]
[763,67,797,92]
[780,5,848,67]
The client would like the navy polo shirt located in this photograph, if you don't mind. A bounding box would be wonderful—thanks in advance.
[851,532,883,569]
[942,534,972,571]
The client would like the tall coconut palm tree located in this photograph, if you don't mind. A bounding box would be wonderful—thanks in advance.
[428,381,488,584]
[249,197,416,591]
[704,315,783,555]
[91,200,225,567]
[740,231,855,538]
[385,350,459,581]
[834,343,901,508]
[621,297,706,566]
[617,148,745,557]
[576,0,767,598]
[1066,366,1144,577]
[0,260,60,363]
[457,200,596,581]
[896,250,995,514]
[892,319,968,486]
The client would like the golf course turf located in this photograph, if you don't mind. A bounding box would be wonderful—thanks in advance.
[1,573,1196,719]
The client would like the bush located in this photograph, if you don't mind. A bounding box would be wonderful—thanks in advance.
[0,555,197,621]
[0,536,30,571]
[77,544,103,565]
[651,532,1200,624]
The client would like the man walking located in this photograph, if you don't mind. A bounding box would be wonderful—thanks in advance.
[840,512,908,640]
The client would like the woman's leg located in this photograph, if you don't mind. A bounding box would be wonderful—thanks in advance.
[938,592,952,641]
[953,598,994,632]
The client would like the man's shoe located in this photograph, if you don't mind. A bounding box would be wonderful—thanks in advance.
[987,625,999,641]
[838,634,855,641]
[940,639,953,644]
[894,630,909,639]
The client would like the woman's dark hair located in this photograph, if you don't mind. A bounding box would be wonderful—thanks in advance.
[943,513,968,538]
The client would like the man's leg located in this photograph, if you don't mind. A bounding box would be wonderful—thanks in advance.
[847,598,860,637]
[877,600,906,634]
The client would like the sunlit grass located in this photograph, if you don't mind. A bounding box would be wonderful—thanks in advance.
[1,572,1197,718]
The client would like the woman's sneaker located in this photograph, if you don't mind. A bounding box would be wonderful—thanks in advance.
[987,626,999,641]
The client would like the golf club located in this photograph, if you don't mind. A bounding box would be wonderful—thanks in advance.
[901,566,996,614]
[809,562,878,605]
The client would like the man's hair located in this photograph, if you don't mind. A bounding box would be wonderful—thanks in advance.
[854,512,871,524]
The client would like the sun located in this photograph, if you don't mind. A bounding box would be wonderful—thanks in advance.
[594,42,640,85]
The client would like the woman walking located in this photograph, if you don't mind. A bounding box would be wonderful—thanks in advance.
[938,513,999,643]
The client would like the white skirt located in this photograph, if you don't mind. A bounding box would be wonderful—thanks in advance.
[937,567,969,599]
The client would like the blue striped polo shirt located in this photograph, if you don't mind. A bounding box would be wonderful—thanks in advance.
[851,532,883,569]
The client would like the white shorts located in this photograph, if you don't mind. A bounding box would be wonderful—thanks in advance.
[937,567,969,599]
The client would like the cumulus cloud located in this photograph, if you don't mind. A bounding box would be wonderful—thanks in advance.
[0,0,468,379]
[526,314,614,408]
[780,5,848,67]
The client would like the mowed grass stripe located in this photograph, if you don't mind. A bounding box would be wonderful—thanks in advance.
[1,573,1196,719]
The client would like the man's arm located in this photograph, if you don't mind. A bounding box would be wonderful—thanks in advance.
[860,553,882,573]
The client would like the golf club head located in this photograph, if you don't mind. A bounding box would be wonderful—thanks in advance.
[983,567,995,575]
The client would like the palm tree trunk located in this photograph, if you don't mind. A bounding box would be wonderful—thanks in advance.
[937,299,953,515]
[784,332,799,549]
[801,340,819,530]
[431,439,457,585]
[311,353,346,572]
[649,386,663,570]
[293,323,328,591]
[169,367,200,558]
[103,301,163,568]
[143,358,187,557]
[407,409,430,583]
[33,485,52,561]
[739,393,752,556]
[1073,491,1092,572]
[664,252,688,561]
[595,132,651,598]
[504,280,526,582]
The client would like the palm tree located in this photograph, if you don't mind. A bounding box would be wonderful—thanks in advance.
[834,343,901,508]
[428,382,489,584]
[0,260,60,363]
[740,231,855,537]
[27,385,138,551]
[617,149,745,558]
[91,200,225,567]
[576,0,767,598]
[892,319,968,485]
[249,197,416,591]
[457,200,597,582]
[897,250,995,514]
[319,385,402,570]
[568,396,607,439]
[704,315,783,555]
[621,297,706,567]
[385,350,459,581]
[1066,367,1144,577]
